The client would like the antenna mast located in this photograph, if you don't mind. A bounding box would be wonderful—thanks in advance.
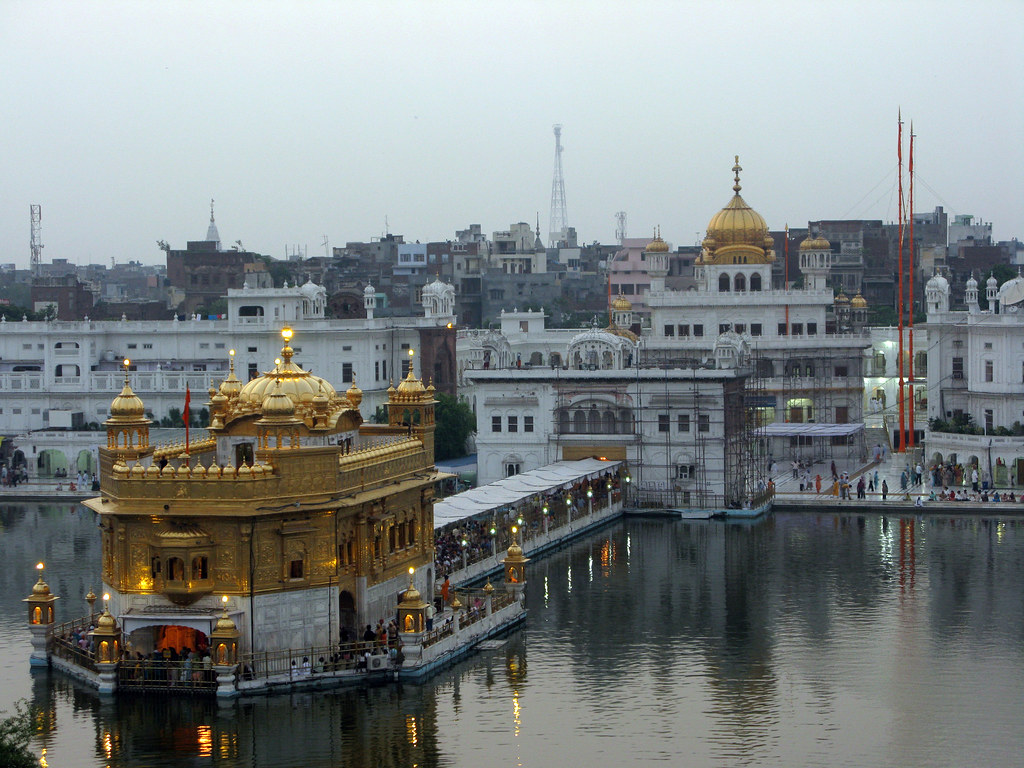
[615,211,627,244]
[30,204,43,276]
[549,124,568,247]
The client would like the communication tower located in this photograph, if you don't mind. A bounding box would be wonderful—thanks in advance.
[615,211,627,244]
[549,125,568,247]
[30,204,43,276]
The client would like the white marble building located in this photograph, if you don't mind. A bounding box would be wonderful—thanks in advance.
[924,270,1024,485]
[0,279,456,476]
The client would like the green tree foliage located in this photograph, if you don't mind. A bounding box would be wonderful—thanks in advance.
[0,701,39,768]
[434,393,476,462]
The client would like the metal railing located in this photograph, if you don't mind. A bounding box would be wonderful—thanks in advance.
[237,640,390,681]
[117,659,217,694]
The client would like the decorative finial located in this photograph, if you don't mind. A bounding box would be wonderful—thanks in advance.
[210,198,215,223]
[280,328,294,364]
[123,358,131,386]
[229,348,236,375]
[732,155,742,194]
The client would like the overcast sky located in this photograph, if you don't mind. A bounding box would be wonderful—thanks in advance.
[1,0,1021,269]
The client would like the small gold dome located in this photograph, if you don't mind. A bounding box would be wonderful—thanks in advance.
[32,577,51,596]
[611,294,632,312]
[835,290,850,305]
[483,581,494,595]
[214,612,237,633]
[402,585,422,603]
[646,232,669,253]
[800,233,831,251]
[96,609,117,630]
[396,370,426,397]
[261,381,296,418]
[109,382,145,420]
[450,595,462,610]
[851,292,868,308]
[507,542,524,559]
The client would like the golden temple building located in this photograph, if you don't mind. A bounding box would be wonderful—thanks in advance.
[84,328,442,656]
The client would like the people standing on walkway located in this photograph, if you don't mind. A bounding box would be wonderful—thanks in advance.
[881,479,889,500]
[900,470,908,491]
[857,476,866,499]
[915,463,923,485]
[971,467,979,492]
[815,474,822,493]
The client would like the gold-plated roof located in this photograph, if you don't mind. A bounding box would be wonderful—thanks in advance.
[219,352,242,398]
[698,156,774,266]
[835,290,850,305]
[611,293,632,312]
[851,292,868,308]
[31,577,51,596]
[96,609,117,630]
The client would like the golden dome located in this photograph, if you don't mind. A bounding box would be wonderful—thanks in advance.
[800,233,831,251]
[395,369,426,398]
[96,609,117,630]
[611,293,632,312]
[699,156,773,265]
[835,290,850,305]
[109,367,146,421]
[214,612,237,633]
[402,585,422,603]
[646,229,669,253]
[260,380,297,419]
[237,330,336,409]
[506,542,524,559]
[31,577,51,596]
[483,580,494,595]
[851,292,868,308]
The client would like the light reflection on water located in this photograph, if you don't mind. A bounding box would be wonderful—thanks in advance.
[3,504,1024,766]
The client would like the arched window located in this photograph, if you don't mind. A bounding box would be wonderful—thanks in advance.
[588,408,600,434]
[603,411,616,434]
[719,274,730,292]
[191,555,208,580]
[573,411,586,433]
[559,410,570,434]
[750,273,762,291]
[167,557,185,582]
[734,274,747,292]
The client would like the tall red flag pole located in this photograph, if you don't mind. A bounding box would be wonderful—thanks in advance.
[184,385,191,454]
[908,124,916,450]
[897,111,906,454]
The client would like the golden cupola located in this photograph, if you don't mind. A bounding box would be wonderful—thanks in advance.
[219,349,242,398]
[698,156,774,266]
[851,292,868,308]
[237,327,337,408]
[108,362,146,422]
[611,294,633,313]
[646,229,669,253]
[800,233,831,251]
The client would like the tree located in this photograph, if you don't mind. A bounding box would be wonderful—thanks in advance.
[0,701,39,768]
[978,263,1017,311]
[434,393,476,462]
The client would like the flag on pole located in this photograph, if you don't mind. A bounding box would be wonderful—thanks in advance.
[184,385,191,453]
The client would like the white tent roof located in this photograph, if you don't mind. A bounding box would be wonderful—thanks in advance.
[757,423,863,437]
[433,458,623,529]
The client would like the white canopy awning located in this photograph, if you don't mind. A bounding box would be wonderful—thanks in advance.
[757,423,864,437]
[433,458,623,529]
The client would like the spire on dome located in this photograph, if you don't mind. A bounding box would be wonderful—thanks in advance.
[206,198,221,249]
[732,155,742,194]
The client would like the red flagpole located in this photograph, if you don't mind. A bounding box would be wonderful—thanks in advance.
[908,124,916,450]
[784,225,790,334]
[184,385,191,453]
[897,111,906,454]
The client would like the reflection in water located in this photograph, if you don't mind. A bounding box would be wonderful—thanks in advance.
[4,505,1024,766]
